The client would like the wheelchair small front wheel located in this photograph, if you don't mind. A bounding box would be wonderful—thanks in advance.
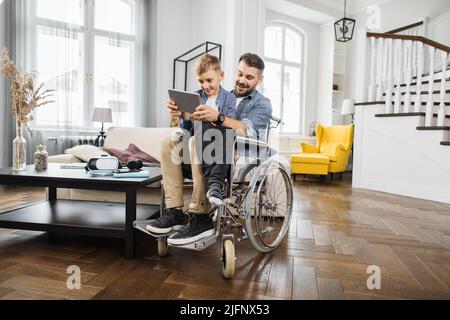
[158,236,168,257]
[222,239,235,279]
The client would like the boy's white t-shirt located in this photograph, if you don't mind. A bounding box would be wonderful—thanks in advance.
[206,96,218,110]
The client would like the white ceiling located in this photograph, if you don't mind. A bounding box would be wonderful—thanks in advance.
[267,0,393,25]
[266,0,335,24]
[308,0,389,15]
[283,0,392,19]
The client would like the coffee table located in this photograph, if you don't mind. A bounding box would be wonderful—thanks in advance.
[0,163,163,259]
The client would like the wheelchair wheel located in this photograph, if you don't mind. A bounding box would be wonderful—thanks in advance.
[235,163,258,183]
[243,160,293,253]
[158,236,168,257]
[222,239,235,279]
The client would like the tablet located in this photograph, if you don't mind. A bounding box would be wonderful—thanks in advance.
[168,89,201,114]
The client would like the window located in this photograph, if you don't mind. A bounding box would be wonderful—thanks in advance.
[33,0,139,129]
[263,24,304,133]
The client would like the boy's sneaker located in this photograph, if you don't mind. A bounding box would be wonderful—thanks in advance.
[167,214,214,245]
[207,182,224,206]
[146,208,187,234]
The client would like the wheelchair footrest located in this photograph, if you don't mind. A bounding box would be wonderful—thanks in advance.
[133,220,175,238]
[168,234,217,251]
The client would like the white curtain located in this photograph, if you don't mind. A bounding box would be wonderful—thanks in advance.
[0,0,10,168]
[0,0,31,167]
[1,0,150,161]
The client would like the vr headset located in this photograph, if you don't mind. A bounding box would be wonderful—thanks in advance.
[86,156,144,172]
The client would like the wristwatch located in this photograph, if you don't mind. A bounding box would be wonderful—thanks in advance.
[215,112,225,126]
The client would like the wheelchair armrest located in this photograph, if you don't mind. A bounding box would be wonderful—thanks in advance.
[235,135,269,148]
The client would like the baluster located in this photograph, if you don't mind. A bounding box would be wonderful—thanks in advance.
[437,50,448,126]
[382,37,389,88]
[394,40,403,113]
[412,36,417,78]
[368,37,377,101]
[404,40,413,112]
[376,38,384,101]
[425,46,435,126]
[415,42,424,112]
[385,39,394,113]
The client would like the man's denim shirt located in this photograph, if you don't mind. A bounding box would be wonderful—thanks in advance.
[232,89,273,141]
[180,86,235,133]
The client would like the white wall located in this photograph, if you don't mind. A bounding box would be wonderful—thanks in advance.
[345,0,450,102]
[428,9,450,46]
[358,0,450,33]
[315,21,334,125]
[149,0,190,127]
[149,0,266,127]
[265,10,320,136]
[353,104,450,204]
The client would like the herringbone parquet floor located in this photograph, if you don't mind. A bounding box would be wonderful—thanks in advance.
[0,176,449,300]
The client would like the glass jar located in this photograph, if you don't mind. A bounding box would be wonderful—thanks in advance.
[34,144,48,171]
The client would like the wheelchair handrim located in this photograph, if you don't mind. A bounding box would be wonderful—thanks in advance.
[243,160,293,252]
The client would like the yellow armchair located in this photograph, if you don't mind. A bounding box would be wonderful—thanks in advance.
[291,124,354,180]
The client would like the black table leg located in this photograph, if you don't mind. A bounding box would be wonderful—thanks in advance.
[48,187,57,202]
[125,189,137,259]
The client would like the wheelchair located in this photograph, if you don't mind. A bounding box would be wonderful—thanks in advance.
[134,117,293,279]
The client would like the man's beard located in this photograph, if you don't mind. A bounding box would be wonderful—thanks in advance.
[234,81,255,98]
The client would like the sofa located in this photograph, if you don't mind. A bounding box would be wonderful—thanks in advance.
[49,127,181,205]
[50,126,293,204]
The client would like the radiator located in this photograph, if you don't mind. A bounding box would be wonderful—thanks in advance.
[45,135,97,155]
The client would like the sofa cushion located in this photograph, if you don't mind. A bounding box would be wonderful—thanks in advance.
[104,143,160,164]
[65,145,109,162]
[103,127,177,162]
[291,154,330,165]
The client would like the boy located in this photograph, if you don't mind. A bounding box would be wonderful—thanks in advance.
[182,54,236,206]
[146,54,235,235]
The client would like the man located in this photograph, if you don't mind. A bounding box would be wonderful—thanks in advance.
[147,53,272,245]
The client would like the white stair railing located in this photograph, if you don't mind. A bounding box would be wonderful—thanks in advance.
[376,38,384,101]
[437,51,448,126]
[403,40,413,113]
[385,38,394,113]
[425,46,435,126]
[394,39,403,113]
[368,37,377,101]
[414,42,424,112]
[366,32,450,127]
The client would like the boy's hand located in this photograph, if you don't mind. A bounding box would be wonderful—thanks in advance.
[192,105,220,122]
[167,99,183,117]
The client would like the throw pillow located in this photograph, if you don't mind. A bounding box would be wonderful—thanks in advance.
[65,145,109,162]
[104,143,160,164]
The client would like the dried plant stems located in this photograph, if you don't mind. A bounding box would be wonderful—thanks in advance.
[1,47,54,171]
[1,47,55,135]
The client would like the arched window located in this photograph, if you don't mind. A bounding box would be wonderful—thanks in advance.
[263,23,305,133]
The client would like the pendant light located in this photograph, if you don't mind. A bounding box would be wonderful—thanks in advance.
[334,0,355,42]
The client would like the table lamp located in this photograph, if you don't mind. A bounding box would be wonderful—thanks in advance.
[341,99,355,123]
[92,107,113,147]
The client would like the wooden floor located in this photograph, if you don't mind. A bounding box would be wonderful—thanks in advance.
[1,176,450,300]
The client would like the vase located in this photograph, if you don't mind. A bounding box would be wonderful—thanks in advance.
[12,120,27,172]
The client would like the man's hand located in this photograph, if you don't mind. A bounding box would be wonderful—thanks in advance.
[192,105,220,122]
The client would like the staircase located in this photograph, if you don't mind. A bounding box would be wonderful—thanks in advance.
[352,23,450,204]
[363,30,450,146]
